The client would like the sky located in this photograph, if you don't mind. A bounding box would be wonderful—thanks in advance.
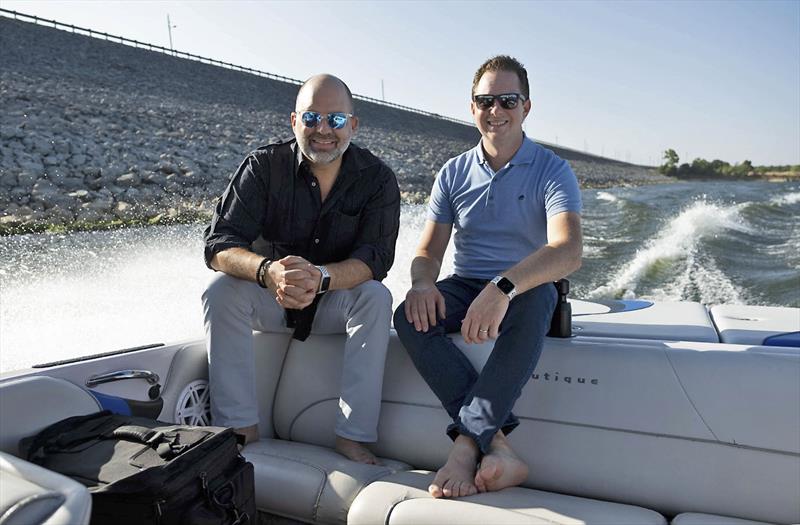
[2,0,798,166]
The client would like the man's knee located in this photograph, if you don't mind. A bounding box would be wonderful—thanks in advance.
[353,280,393,312]
[202,273,249,309]
[393,302,413,336]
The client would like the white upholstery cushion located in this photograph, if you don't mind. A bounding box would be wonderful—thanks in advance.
[349,471,667,525]
[242,438,410,524]
[268,332,799,524]
[0,376,100,456]
[572,300,719,343]
[0,452,91,525]
[671,512,776,525]
[710,304,800,345]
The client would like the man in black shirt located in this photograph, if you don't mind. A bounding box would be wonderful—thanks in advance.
[203,74,400,464]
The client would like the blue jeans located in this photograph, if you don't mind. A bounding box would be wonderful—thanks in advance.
[393,275,557,454]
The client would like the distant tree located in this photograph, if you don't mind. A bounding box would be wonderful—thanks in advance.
[660,152,791,180]
[677,163,693,178]
[660,149,680,176]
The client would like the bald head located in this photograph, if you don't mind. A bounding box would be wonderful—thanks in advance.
[296,74,354,114]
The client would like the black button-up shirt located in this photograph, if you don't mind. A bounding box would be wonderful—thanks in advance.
[204,139,401,339]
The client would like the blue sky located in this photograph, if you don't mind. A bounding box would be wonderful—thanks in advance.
[3,0,798,166]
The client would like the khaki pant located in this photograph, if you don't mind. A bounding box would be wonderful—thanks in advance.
[202,274,392,442]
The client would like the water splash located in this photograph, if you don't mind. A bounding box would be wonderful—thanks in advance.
[771,191,800,206]
[582,244,605,258]
[652,251,746,305]
[587,200,750,302]
[596,191,619,203]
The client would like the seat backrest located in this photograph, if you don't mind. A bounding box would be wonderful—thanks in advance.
[0,376,101,456]
[270,332,799,524]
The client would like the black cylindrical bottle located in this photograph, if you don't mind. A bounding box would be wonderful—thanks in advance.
[548,279,572,338]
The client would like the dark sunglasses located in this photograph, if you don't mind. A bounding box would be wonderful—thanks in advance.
[473,93,527,110]
[298,111,353,130]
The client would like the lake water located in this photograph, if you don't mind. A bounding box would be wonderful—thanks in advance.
[1,180,798,372]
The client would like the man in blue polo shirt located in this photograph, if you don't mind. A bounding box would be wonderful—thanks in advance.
[394,55,583,498]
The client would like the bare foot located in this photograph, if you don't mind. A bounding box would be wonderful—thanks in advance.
[234,424,259,449]
[335,437,381,465]
[474,433,529,493]
[429,435,480,498]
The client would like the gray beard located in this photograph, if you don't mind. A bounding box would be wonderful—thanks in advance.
[297,137,350,165]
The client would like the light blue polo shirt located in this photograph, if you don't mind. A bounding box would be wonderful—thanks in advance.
[428,135,582,280]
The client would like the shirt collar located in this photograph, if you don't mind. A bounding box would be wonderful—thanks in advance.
[474,133,536,168]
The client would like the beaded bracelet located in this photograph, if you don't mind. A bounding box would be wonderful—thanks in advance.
[256,258,272,289]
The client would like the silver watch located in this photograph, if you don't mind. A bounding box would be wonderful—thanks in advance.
[316,265,331,294]
[490,275,517,299]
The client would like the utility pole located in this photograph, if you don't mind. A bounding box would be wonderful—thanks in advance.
[167,14,176,55]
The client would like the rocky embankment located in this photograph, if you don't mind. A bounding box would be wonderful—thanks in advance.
[0,17,671,234]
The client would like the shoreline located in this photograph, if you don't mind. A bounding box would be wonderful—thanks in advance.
[0,176,682,237]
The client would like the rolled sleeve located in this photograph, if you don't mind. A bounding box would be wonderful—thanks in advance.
[348,165,401,281]
[203,154,269,268]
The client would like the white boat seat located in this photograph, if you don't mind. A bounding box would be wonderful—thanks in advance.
[710,304,800,346]
[0,451,92,525]
[671,512,777,525]
[264,332,799,524]
[242,438,410,524]
[0,376,101,456]
[349,470,667,525]
[570,300,720,342]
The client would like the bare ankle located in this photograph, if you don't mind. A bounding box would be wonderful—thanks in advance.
[453,434,480,454]
[234,424,259,445]
[335,437,380,464]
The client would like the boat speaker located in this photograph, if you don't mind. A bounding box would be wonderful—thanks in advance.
[174,379,211,426]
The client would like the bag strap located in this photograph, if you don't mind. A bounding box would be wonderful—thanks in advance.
[111,425,161,444]
[201,472,251,525]
[119,425,212,461]
[24,410,113,461]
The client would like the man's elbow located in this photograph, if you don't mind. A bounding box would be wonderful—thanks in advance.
[563,241,582,275]
[570,252,582,274]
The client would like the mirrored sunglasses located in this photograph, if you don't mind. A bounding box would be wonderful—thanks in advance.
[472,93,527,110]
[298,111,353,130]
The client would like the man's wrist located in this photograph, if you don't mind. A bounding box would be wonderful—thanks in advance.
[411,280,436,290]
[316,265,331,294]
[256,258,272,289]
[490,275,517,300]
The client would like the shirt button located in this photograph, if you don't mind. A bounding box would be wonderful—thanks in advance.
[311,181,317,187]
[314,238,320,244]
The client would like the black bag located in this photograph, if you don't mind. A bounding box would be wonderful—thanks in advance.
[22,411,255,525]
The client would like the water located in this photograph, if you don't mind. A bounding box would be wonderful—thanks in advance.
[1,180,798,372]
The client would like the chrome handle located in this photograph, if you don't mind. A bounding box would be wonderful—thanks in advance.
[86,369,160,388]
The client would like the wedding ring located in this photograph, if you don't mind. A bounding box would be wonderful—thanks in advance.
[479,329,488,333]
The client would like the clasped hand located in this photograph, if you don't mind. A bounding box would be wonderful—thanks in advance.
[267,255,321,309]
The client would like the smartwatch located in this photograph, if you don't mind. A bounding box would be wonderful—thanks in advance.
[316,265,331,295]
[490,275,517,299]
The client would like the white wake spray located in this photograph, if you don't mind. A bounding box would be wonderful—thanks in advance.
[596,191,619,203]
[587,200,751,303]
[770,191,800,206]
